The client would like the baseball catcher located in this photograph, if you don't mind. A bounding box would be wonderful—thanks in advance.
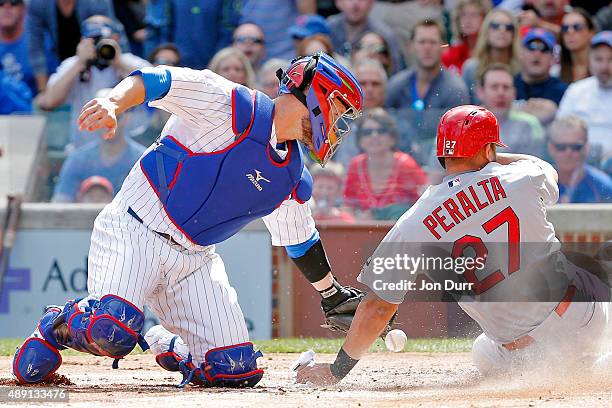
[12,52,368,387]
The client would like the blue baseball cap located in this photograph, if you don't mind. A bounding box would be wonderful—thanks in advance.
[289,14,330,40]
[522,28,556,50]
[591,30,612,48]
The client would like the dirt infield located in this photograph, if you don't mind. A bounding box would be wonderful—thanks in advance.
[1,352,611,407]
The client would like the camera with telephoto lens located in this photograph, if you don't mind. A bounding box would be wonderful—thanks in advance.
[93,37,118,68]
[81,19,120,69]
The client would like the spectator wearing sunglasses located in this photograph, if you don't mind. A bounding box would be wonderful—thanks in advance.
[232,22,265,74]
[557,31,612,166]
[559,8,596,84]
[514,28,567,125]
[517,0,568,36]
[343,108,427,221]
[547,116,612,203]
[441,0,491,75]
[516,28,567,105]
[462,8,521,103]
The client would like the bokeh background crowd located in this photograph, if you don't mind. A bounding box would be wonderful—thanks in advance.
[1,0,611,218]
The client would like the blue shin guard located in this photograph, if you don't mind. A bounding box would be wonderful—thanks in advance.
[13,295,149,384]
[177,343,264,388]
[12,307,64,384]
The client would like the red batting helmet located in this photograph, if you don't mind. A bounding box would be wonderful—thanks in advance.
[436,105,505,166]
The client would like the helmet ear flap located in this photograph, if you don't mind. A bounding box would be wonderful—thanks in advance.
[298,58,318,92]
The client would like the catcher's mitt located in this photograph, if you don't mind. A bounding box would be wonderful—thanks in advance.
[320,286,396,336]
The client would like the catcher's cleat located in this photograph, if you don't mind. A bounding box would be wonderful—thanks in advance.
[146,325,264,388]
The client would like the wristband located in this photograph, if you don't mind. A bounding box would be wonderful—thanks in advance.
[290,239,332,283]
[329,347,359,380]
[129,67,172,102]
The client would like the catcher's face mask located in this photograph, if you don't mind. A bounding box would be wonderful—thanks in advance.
[277,52,363,167]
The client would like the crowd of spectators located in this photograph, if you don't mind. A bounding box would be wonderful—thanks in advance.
[0,0,610,214]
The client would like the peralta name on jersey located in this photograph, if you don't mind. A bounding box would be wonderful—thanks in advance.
[423,176,507,240]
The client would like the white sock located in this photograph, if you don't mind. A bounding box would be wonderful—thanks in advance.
[144,325,189,360]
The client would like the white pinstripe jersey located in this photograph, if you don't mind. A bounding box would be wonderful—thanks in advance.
[114,66,316,251]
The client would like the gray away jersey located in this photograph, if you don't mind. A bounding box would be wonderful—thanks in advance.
[358,159,568,343]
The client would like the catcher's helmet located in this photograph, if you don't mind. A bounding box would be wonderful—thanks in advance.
[436,105,506,165]
[277,52,363,166]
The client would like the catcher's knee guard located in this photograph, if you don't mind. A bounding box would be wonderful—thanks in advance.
[13,294,148,384]
[12,306,64,384]
[176,343,264,388]
[59,294,148,358]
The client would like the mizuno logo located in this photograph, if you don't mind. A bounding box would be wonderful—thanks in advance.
[108,328,116,342]
[246,169,270,191]
[120,307,126,322]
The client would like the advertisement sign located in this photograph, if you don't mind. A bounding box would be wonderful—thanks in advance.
[0,228,272,340]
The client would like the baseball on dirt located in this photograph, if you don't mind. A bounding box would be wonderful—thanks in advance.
[384,329,407,352]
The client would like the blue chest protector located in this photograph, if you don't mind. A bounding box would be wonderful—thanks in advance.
[140,86,313,246]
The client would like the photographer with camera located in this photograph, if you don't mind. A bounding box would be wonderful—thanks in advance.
[36,15,149,149]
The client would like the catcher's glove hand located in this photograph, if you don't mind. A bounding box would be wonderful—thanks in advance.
[320,286,396,336]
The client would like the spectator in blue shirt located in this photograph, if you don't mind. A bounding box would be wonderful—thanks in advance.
[515,29,568,105]
[76,175,114,203]
[0,0,37,96]
[143,0,170,58]
[152,0,239,69]
[548,116,612,204]
[52,110,145,202]
[0,69,31,113]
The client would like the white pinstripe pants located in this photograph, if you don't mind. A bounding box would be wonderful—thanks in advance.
[86,201,249,365]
